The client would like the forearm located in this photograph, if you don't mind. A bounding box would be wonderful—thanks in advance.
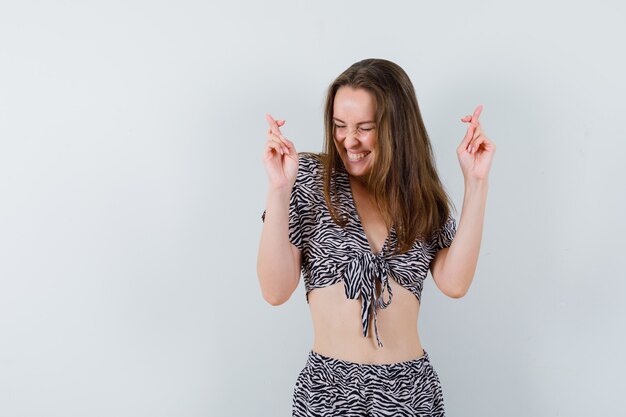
[443,179,489,296]
[257,187,299,305]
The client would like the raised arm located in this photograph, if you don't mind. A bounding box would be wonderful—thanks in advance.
[431,105,496,298]
[257,114,302,306]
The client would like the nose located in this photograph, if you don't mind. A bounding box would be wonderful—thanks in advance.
[343,126,362,144]
[344,130,361,148]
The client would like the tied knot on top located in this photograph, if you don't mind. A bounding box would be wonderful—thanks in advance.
[343,251,394,348]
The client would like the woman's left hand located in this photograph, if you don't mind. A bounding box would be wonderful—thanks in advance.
[457,104,496,184]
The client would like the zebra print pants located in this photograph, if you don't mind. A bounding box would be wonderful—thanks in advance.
[292,349,445,416]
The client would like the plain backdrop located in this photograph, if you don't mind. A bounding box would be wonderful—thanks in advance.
[1,1,624,416]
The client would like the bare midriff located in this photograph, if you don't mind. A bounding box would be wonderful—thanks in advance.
[308,275,425,365]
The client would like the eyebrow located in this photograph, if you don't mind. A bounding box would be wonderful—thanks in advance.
[332,117,376,125]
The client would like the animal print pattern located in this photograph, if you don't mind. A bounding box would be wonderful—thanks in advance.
[261,153,457,348]
[292,349,446,416]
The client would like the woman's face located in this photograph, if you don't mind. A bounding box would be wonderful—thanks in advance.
[332,86,378,180]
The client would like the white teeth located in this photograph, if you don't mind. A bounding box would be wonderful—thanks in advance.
[347,151,370,161]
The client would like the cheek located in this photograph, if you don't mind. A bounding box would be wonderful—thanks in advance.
[333,134,346,149]
[364,132,377,149]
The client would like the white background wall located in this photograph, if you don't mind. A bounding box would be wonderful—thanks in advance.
[1,1,624,416]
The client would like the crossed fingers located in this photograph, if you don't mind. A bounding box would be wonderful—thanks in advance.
[461,105,484,154]
[265,113,292,156]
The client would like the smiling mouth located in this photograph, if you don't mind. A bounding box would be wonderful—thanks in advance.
[347,150,371,161]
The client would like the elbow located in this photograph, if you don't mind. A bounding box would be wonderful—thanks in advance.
[445,284,469,299]
[263,291,289,306]
[257,264,298,306]
[447,289,467,299]
[258,273,292,306]
[439,271,472,299]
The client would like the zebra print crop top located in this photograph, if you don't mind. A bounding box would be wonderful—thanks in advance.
[261,153,457,348]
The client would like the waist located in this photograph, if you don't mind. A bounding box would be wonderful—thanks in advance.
[308,283,423,364]
[306,347,430,370]
[311,333,425,365]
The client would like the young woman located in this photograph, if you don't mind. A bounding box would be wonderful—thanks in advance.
[257,58,495,416]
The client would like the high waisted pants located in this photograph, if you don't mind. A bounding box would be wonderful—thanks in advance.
[292,349,445,416]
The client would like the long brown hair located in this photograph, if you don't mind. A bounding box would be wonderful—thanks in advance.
[319,58,456,255]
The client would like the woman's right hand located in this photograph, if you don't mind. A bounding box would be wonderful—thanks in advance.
[263,113,299,190]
